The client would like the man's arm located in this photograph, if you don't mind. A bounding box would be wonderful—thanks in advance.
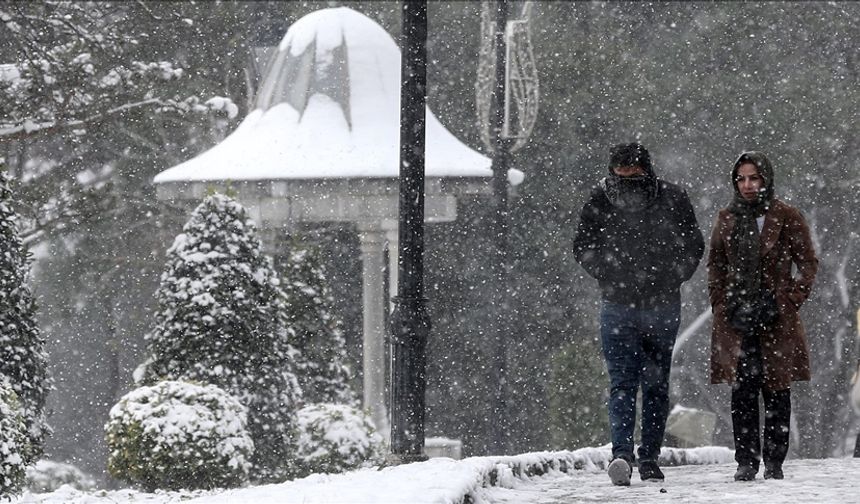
[674,189,706,283]
[573,191,613,281]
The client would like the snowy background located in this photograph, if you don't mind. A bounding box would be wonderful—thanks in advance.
[0,0,859,500]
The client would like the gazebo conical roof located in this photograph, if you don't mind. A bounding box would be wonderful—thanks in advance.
[152,7,524,440]
[154,7,509,184]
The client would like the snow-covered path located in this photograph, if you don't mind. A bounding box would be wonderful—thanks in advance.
[11,452,860,503]
[482,458,860,503]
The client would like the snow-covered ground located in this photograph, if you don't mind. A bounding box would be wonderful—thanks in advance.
[10,448,859,503]
[484,457,860,503]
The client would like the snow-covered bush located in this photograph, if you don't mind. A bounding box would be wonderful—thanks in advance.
[294,403,385,477]
[138,194,302,482]
[25,460,96,493]
[0,167,51,460]
[0,379,29,498]
[280,244,355,406]
[105,380,254,492]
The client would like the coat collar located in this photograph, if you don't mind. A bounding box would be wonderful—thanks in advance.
[759,199,785,255]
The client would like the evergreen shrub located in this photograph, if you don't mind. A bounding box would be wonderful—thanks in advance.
[105,380,253,491]
[25,460,96,493]
[139,194,302,482]
[0,166,51,460]
[0,379,29,498]
[280,244,355,406]
[294,403,384,477]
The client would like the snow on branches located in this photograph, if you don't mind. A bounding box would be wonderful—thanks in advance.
[0,166,51,462]
[294,403,384,478]
[0,2,236,142]
[281,245,356,406]
[0,379,29,499]
[106,380,253,491]
[139,193,302,483]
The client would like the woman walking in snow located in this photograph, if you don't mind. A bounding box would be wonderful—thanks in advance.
[707,151,818,481]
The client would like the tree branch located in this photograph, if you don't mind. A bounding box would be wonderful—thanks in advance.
[0,98,184,143]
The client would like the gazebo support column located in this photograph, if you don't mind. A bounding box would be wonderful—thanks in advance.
[384,222,399,311]
[357,224,390,438]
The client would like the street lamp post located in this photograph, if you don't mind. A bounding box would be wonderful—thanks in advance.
[388,0,430,464]
[488,0,512,456]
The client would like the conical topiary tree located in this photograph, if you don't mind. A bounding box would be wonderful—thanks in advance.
[139,193,302,482]
[279,242,355,406]
[0,166,51,462]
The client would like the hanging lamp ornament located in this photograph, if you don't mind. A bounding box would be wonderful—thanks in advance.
[476,0,539,154]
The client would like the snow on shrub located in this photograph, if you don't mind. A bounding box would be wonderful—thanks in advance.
[139,193,302,482]
[0,167,51,461]
[25,460,96,493]
[105,380,254,491]
[0,379,29,498]
[294,403,385,477]
[281,244,356,406]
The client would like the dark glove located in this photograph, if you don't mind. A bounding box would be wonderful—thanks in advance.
[729,292,779,335]
[756,290,779,329]
[729,301,757,335]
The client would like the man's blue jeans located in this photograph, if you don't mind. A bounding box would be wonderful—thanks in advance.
[599,300,680,462]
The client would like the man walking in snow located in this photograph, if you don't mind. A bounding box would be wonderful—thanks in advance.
[573,143,704,486]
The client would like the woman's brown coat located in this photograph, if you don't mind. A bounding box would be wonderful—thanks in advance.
[708,198,818,391]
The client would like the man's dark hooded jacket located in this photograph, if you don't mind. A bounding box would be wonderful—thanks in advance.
[573,163,705,308]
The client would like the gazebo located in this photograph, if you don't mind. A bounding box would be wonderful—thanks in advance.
[153,6,522,436]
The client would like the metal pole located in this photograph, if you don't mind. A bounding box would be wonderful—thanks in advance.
[488,0,511,456]
[388,0,430,464]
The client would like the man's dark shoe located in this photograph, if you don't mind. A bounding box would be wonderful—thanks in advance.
[763,463,784,480]
[734,464,758,481]
[607,457,633,486]
[638,460,664,481]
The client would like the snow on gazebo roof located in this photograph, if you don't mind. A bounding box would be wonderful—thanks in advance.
[155,7,518,184]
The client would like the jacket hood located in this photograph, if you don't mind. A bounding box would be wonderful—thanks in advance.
[731,151,774,202]
[608,142,656,179]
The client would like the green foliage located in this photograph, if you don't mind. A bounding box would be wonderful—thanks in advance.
[105,380,253,492]
[0,2,210,137]
[0,167,50,461]
[547,340,610,451]
[1,0,248,476]
[294,403,384,478]
[0,380,29,499]
[280,241,355,406]
[140,194,302,483]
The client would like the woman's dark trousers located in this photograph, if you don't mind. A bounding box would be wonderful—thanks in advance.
[731,333,791,469]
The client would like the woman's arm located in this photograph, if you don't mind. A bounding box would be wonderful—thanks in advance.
[707,213,730,311]
[784,208,819,308]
